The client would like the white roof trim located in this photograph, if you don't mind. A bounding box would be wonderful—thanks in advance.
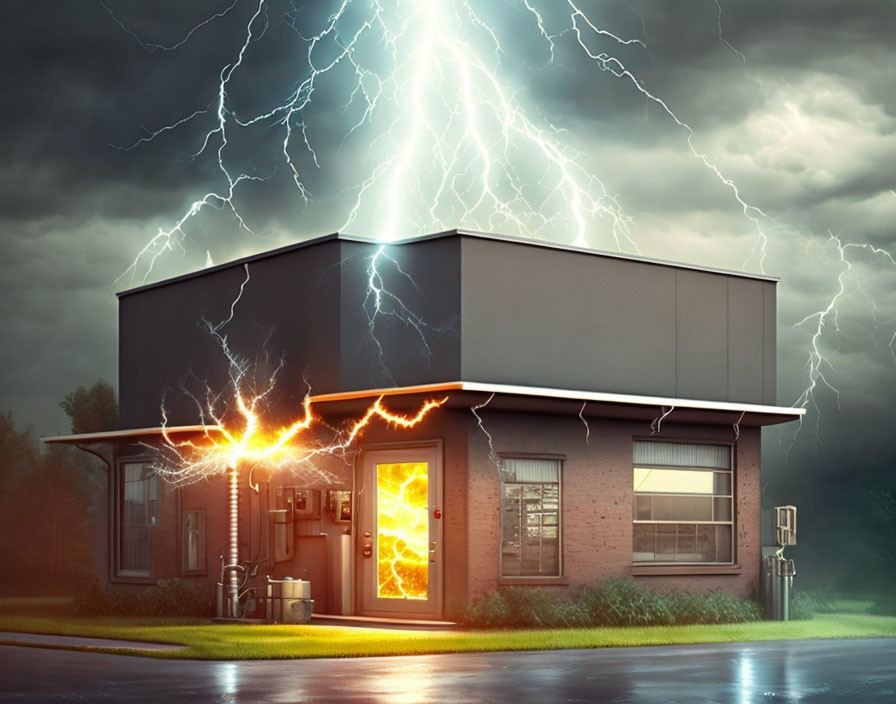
[43,425,223,444]
[309,381,806,418]
[42,384,804,445]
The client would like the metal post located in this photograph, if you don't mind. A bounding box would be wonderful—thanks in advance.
[228,465,240,619]
[772,556,782,620]
[779,557,790,621]
[762,554,775,620]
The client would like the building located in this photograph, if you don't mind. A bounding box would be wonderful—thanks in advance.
[46,230,803,621]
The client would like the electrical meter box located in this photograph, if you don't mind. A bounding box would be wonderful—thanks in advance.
[291,488,321,520]
[774,505,797,547]
[325,489,352,523]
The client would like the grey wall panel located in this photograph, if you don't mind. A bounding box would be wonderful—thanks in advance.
[119,231,780,427]
[675,270,729,401]
[727,277,765,404]
[119,240,342,429]
[337,238,462,391]
[763,282,777,405]
[459,237,678,397]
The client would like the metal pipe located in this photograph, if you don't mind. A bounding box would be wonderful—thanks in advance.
[228,465,240,618]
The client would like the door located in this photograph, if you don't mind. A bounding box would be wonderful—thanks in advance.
[356,443,442,618]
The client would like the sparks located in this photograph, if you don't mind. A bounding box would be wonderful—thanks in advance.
[152,262,447,484]
[157,389,446,486]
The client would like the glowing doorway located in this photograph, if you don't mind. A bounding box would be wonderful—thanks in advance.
[358,443,442,618]
[376,461,429,599]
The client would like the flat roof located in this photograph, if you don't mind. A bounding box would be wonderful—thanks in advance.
[117,229,778,298]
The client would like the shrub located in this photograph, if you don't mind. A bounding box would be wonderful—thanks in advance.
[70,577,211,617]
[458,578,762,629]
[870,591,896,616]
[499,587,563,628]
[455,587,589,628]
[789,589,837,620]
[456,589,512,627]
[141,578,211,617]
[70,578,109,616]
[578,579,671,627]
[692,591,762,624]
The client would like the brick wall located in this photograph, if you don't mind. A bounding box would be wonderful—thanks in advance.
[106,406,762,613]
[465,411,762,601]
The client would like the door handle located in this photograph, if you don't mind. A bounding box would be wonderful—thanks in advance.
[362,530,372,558]
[429,541,437,564]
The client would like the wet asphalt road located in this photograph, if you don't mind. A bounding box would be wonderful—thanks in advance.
[1,638,894,703]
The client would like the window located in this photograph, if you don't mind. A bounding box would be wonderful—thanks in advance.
[118,461,157,575]
[500,458,561,577]
[632,441,733,564]
[182,509,206,573]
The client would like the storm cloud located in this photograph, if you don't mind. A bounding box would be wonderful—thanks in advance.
[1,1,894,581]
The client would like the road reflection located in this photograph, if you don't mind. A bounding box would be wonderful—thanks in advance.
[737,650,756,704]
[3,636,895,702]
[364,659,436,703]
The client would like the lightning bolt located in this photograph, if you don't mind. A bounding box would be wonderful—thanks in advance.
[732,410,746,442]
[650,405,674,435]
[470,392,501,469]
[361,245,452,381]
[578,401,590,444]
[105,2,896,456]
[789,232,896,451]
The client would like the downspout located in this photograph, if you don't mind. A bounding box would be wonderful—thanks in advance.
[227,464,240,618]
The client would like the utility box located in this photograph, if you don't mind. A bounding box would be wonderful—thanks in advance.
[269,508,293,563]
[762,505,798,621]
[293,488,321,520]
[775,505,797,546]
[266,577,313,624]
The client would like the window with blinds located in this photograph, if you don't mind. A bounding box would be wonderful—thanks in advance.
[632,441,733,565]
[500,458,561,577]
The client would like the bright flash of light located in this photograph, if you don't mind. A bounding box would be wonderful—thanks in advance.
[151,262,447,485]
[156,390,446,486]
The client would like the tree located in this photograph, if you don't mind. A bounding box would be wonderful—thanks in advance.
[0,412,39,590]
[866,489,896,588]
[32,445,96,581]
[60,379,118,434]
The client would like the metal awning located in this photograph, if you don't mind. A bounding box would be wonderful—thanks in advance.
[43,425,223,445]
[41,382,805,445]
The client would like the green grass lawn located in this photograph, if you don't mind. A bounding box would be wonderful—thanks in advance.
[1,598,895,660]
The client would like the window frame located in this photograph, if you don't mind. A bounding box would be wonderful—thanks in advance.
[113,456,157,580]
[181,508,207,575]
[498,454,564,580]
[632,440,735,567]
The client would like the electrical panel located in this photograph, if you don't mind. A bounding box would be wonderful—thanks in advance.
[325,489,352,523]
[292,488,321,520]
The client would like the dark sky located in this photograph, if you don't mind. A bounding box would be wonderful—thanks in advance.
[1,1,894,577]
